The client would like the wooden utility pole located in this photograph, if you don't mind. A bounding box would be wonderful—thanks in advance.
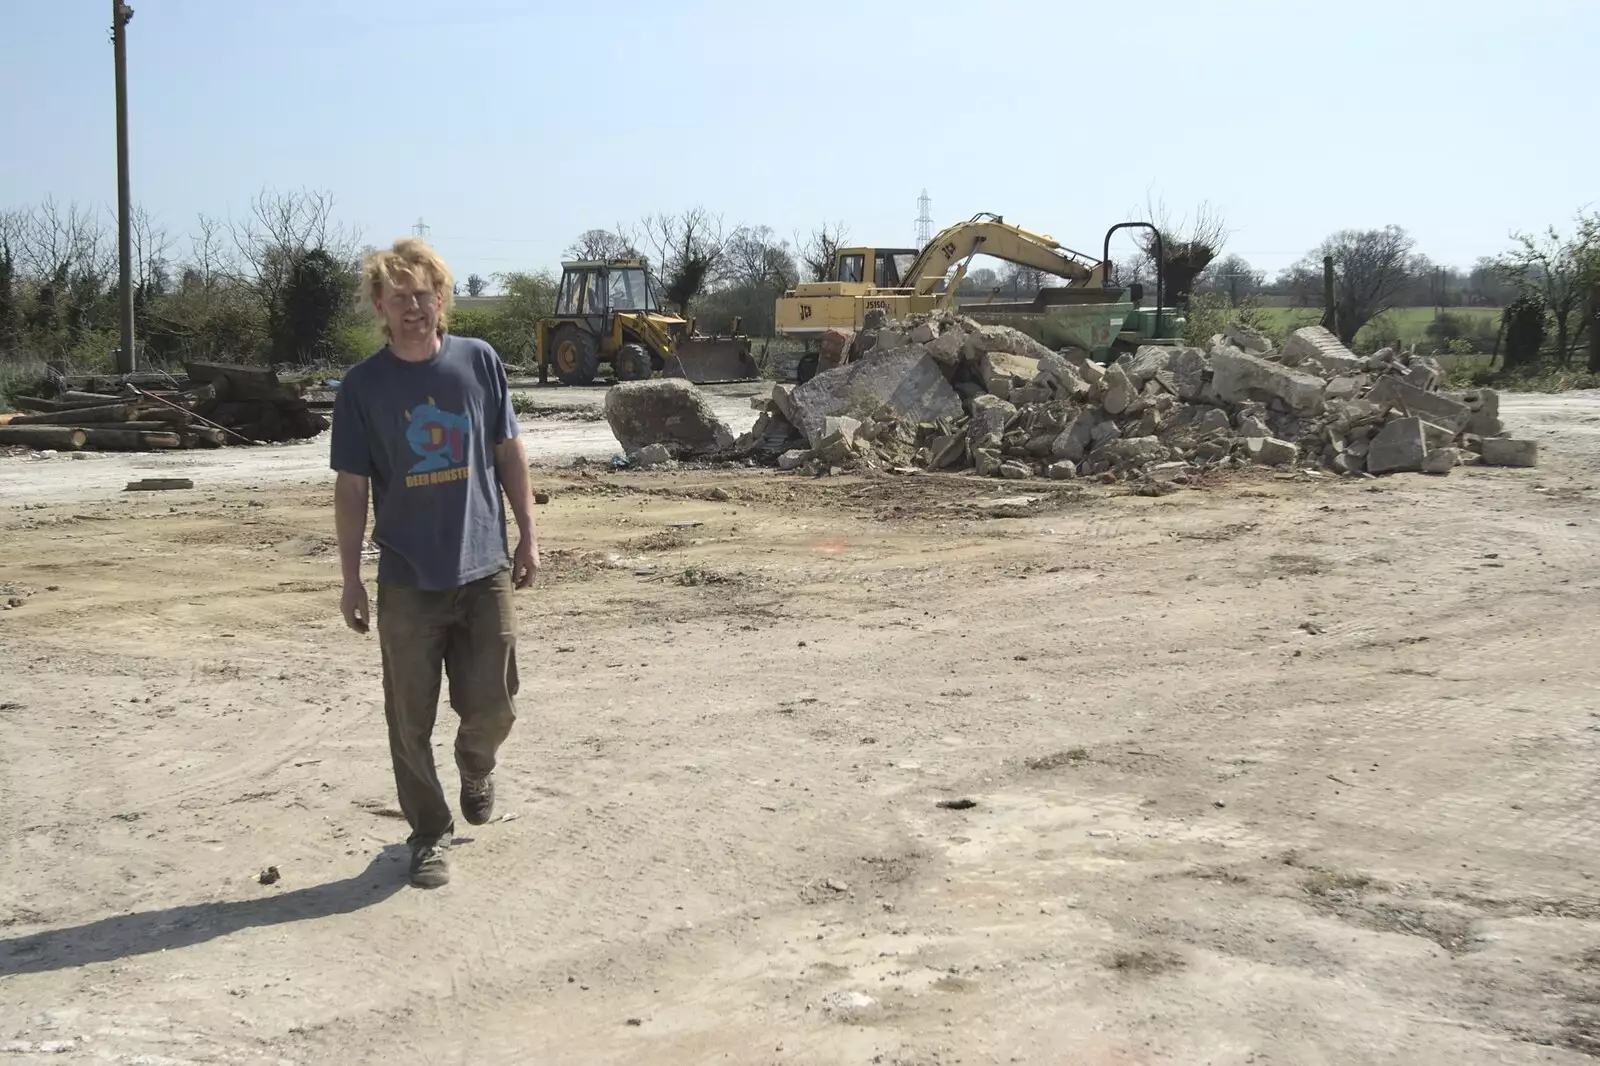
[1319,255,1336,336]
[112,2,135,373]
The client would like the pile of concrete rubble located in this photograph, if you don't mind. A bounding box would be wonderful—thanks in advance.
[604,310,1537,480]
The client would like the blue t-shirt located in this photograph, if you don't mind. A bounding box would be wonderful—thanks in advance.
[329,334,521,590]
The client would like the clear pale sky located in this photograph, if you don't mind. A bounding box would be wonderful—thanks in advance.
[2,0,1594,285]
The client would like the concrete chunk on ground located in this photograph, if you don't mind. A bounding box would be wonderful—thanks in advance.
[1454,388,1503,437]
[967,395,1016,451]
[604,379,735,456]
[787,347,963,447]
[1367,377,1472,434]
[1480,436,1539,467]
[1224,322,1273,355]
[1211,347,1326,415]
[1050,410,1098,462]
[1036,352,1090,398]
[1283,326,1366,375]
[628,443,672,468]
[1101,364,1135,415]
[999,460,1033,480]
[979,351,1041,396]
[1422,447,1461,474]
[776,448,811,471]
[928,434,966,470]
[973,447,1003,477]
[1046,459,1077,480]
[1243,436,1298,466]
[908,322,938,345]
[1096,436,1168,471]
[1366,416,1428,474]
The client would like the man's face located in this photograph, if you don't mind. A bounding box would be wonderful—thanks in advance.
[376,270,440,345]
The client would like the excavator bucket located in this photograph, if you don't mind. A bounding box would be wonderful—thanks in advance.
[662,337,760,384]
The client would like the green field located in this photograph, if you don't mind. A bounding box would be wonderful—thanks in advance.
[1254,306,1502,352]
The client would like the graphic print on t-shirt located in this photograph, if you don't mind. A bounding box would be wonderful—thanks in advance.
[404,397,473,487]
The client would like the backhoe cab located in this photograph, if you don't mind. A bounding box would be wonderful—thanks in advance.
[535,259,757,387]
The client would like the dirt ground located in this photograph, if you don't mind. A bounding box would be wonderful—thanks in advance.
[2,390,1599,1065]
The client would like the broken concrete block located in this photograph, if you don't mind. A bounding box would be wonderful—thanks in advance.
[1097,436,1168,469]
[629,442,672,468]
[872,329,908,352]
[1456,388,1503,437]
[1284,326,1365,375]
[908,322,938,345]
[787,347,963,447]
[1236,414,1270,438]
[777,448,812,471]
[1193,407,1232,436]
[979,351,1041,395]
[1211,347,1325,415]
[1101,364,1135,415]
[1037,351,1090,398]
[1422,447,1460,474]
[973,447,1003,477]
[604,379,736,456]
[926,329,965,370]
[1420,420,1453,451]
[1224,322,1274,355]
[999,460,1033,480]
[1090,419,1122,450]
[1480,436,1538,467]
[863,308,890,330]
[1366,416,1428,474]
[1010,385,1053,406]
[823,415,861,444]
[1325,376,1360,401]
[928,434,966,470]
[1138,408,1160,437]
[1243,436,1297,466]
[1367,377,1471,434]
[1406,359,1444,392]
[1121,346,1209,400]
[1046,459,1077,480]
[967,394,1016,450]
[1051,410,1098,462]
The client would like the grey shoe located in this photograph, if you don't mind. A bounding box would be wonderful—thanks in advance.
[461,772,495,825]
[409,840,450,888]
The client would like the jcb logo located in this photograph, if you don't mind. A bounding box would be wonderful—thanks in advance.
[941,242,956,260]
[799,304,813,321]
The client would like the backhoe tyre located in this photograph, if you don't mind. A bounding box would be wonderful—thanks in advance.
[550,325,601,387]
[795,350,820,385]
[613,342,654,382]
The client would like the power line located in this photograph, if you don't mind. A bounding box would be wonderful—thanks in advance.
[412,217,430,238]
[916,189,934,246]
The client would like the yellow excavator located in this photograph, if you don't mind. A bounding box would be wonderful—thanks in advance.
[774,214,1182,380]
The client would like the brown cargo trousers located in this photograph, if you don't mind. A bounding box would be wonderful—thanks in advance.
[376,569,518,847]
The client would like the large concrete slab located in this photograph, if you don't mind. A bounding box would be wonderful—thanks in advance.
[787,347,964,447]
[1212,348,1326,414]
[1368,377,1471,434]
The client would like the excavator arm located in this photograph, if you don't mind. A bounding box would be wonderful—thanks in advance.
[902,213,1104,299]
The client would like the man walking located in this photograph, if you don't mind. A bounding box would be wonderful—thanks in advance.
[330,237,538,888]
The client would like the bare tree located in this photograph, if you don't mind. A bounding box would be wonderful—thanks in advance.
[130,206,172,295]
[563,225,640,262]
[1130,195,1231,306]
[1286,226,1418,345]
[18,197,112,285]
[724,225,797,290]
[231,187,359,312]
[797,220,850,282]
[466,272,489,297]
[642,207,728,314]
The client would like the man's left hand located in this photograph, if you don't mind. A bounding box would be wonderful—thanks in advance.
[512,536,540,589]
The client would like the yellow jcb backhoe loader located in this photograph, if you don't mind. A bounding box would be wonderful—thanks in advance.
[535,259,757,386]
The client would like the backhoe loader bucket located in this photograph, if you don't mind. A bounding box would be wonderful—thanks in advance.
[662,337,760,384]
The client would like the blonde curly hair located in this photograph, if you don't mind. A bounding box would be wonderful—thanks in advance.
[362,237,454,336]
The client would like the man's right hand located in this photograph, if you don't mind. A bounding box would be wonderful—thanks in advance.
[341,581,371,634]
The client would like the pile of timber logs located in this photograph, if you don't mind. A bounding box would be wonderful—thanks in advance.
[0,362,331,452]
